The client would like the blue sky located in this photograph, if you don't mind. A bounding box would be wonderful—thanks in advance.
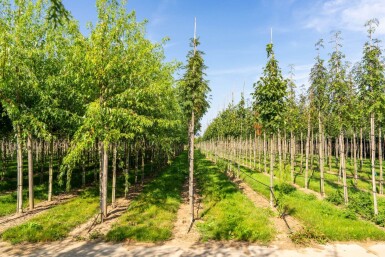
[62,0,385,134]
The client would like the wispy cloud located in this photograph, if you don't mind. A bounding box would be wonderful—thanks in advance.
[303,0,385,35]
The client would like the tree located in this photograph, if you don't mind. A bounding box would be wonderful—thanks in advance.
[252,40,287,206]
[357,19,385,215]
[179,20,210,223]
[309,39,328,197]
[328,31,350,205]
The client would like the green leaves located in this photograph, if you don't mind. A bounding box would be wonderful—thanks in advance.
[178,37,211,130]
[253,43,287,134]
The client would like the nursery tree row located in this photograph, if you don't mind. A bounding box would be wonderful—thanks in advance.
[201,19,385,215]
[0,0,201,220]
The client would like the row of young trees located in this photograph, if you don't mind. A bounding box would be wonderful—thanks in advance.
[0,0,210,221]
[202,19,385,214]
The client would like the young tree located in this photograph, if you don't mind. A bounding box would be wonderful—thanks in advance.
[357,19,385,215]
[328,31,350,205]
[309,39,328,197]
[179,19,210,223]
[253,38,287,206]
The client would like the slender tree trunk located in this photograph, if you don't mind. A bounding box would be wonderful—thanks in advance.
[290,131,294,183]
[112,143,117,208]
[27,133,34,211]
[278,130,282,179]
[353,132,358,186]
[370,113,378,215]
[379,128,383,195]
[360,127,363,172]
[141,145,145,185]
[189,110,195,222]
[124,142,130,198]
[263,132,267,174]
[99,141,103,221]
[16,126,23,214]
[340,131,348,204]
[40,141,44,183]
[1,140,6,181]
[102,141,109,218]
[269,134,274,207]
[135,147,138,186]
[300,132,303,174]
[48,137,53,201]
[305,115,311,189]
[319,112,325,197]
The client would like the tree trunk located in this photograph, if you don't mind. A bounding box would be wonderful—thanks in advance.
[102,141,109,218]
[189,110,195,222]
[319,112,325,197]
[263,132,267,174]
[269,134,274,207]
[370,112,378,215]
[27,133,34,211]
[305,115,311,189]
[112,143,117,208]
[379,128,383,195]
[124,142,130,198]
[48,137,53,201]
[360,127,363,172]
[353,132,358,186]
[141,144,145,185]
[16,127,23,214]
[300,132,303,174]
[290,131,294,183]
[278,130,282,179]
[340,131,348,205]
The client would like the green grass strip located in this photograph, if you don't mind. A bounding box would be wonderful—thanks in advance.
[196,152,275,243]
[106,152,188,242]
[230,161,385,241]
[1,189,99,244]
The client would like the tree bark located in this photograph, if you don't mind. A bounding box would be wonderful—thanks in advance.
[269,134,274,207]
[353,132,358,186]
[102,141,109,218]
[340,131,348,205]
[16,126,23,214]
[48,137,53,201]
[379,128,383,195]
[124,142,130,198]
[290,131,294,183]
[27,133,34,210]
[370,112,378,215]
[318,112,325,197]
[305,114,311,189]
[189,110,195,222]
[112,143,117,208]
[263,132,267,174]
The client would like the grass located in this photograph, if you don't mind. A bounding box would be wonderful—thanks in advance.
[219,155,385,241]
[105,152,188,242]
[222,151,385,227]
[196,151,275,243]
[1,188,99,244]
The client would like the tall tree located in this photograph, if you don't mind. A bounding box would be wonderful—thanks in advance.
[357,19,385,215]
[252,38,287,206]
[179,19,210,223]
[309,39,328,197]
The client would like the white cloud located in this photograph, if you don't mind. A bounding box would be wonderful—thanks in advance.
[304,0,385,35]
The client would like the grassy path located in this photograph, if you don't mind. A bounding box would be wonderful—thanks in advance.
[106,152,188,242]
[213,155,385,242]
[1,188,99,244]
[195,151,275,243]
